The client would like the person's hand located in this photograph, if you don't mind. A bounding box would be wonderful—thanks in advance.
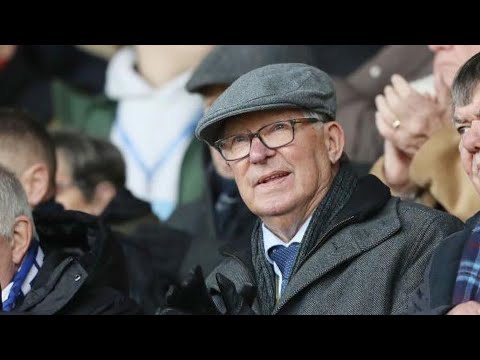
[375,74,451,156]
[380,139,418,196]
[213,273,257,315]
[447,301,480,315]
[157,267,257,315]
[161,266,218,315]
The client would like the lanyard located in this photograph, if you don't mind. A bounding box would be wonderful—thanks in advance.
[113,107,203,193]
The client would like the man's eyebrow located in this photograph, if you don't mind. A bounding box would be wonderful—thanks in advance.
[453,115,468,124]
[453,105,480,124]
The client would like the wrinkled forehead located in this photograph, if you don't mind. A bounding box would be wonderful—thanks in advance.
[223,108,305,135]
[455,103,480,123]
[454,85,480,121]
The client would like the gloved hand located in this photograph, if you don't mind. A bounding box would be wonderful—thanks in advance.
[157,266,257,315]
[159,266,218,315]
[213,273,257,315]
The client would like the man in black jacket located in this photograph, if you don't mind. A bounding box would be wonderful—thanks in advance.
[52,129,190,313]
[0,165,139,314]
[0,107,129,295]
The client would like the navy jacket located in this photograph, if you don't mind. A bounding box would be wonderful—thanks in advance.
[409,212,480,314]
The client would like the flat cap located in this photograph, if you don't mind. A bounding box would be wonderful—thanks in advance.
[195,63,336,146]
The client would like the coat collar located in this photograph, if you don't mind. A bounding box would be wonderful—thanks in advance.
[222,175,393,295]
[274,196,400,313]
[273,175,395,313]
[14,257,87,314]
[101,187,153,224]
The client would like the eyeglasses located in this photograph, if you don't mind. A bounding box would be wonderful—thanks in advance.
[214,117,320,161]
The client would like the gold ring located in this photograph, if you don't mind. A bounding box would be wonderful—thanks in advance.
[392,119,401,129]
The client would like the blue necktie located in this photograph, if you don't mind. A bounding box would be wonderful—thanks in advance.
[268,243,300,295]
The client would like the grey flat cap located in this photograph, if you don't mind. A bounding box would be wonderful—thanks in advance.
[186,45,317,94]
[195,63,336,145]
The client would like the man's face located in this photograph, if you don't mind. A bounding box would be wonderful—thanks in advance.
[454,84,480,194]
[202,84,233,179]
[429,45,480,89]
[55,151,93,214]
[223,108,343,219]
[0,234,15,291]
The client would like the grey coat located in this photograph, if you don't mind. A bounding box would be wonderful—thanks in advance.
[206,176,463,315]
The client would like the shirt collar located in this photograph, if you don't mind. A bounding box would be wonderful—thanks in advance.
[262,215,313,265]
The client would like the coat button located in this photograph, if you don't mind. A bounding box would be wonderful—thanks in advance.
[74,274,82,282]
[369,65,382,78]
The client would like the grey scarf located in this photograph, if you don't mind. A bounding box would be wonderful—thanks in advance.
[251,161,358,314]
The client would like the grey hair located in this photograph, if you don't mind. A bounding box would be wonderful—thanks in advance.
[452,51,480,108]
[302,110,332,123]
[0,165,33,239]
[302,110,348,162]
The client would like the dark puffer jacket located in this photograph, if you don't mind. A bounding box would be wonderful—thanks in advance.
[10,209,139,315]
[102,188,191,314]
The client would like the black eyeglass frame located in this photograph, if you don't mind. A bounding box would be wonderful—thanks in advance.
[214,117,320,161]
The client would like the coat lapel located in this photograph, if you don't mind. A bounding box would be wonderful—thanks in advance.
[273,198,401,314]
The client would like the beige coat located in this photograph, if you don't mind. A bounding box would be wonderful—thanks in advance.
[371,125,480,221]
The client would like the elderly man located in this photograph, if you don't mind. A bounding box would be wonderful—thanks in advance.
[170,45,318,281]
[410,52,480,315]
[162,63,463,315]
[0,165,139,314]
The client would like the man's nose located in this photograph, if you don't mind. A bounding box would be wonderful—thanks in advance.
[249,136,275,163]
[463,121,480,153]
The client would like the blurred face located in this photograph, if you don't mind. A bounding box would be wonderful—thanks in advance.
[223,108,344,219]
[429,45,480,89]
[454,84,480,194]
[202,84,233,179]
[202,85,229,109]
[141,45,213,57]
[55,151,93,214]
[135,45,214,72]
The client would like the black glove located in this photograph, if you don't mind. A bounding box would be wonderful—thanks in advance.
[159,266,218,315]
[213,273,257,315]
[157,266,257,315]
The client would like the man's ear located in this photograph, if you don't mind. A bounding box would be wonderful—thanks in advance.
[20,163,50,207]
[91,181,117,216]
[209,146,234,179]
[11,215,33,266]
[323,121,345,164]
